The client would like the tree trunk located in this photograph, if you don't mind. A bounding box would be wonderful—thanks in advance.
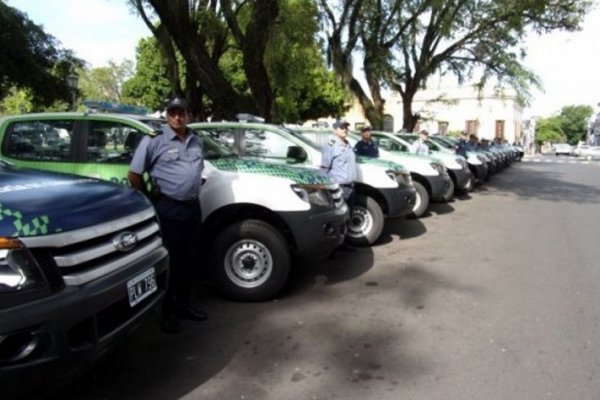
[401,89,418,132]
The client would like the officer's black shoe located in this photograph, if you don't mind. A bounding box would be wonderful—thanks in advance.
[161,315,181,334]
[176,304,208,321]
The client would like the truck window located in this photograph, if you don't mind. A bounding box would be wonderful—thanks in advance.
[87,121,145,163]
[5,120,74,161]
[243,129,295,162]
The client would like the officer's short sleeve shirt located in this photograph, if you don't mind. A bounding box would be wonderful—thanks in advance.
[320,137,357,185]
[130,124,204,201]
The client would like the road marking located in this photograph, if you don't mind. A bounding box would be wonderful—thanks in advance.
[522,158,599,165]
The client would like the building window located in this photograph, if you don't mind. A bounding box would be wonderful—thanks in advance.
[438,121,449,135]
[495,120,505,139]
[465,120,478,134]
[383,114,394,132]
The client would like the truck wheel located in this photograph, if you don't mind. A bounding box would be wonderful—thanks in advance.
[210,220,290,302]
[345,194,384,246]
[440,177,455,202]
[462,176,474,192]
[408,181,429,218]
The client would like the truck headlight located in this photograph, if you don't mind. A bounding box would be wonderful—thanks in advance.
[291,184,333,207]
[0,238,45,293]
[387,170,412,186]
[430,163,445,175]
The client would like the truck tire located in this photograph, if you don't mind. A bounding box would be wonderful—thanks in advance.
[345,194,384,246]
[440,177,455,202]
[210,220,290,302]
[408,181,429,218]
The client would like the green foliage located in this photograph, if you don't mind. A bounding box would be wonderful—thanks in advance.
[0,2,83,107]
[121,37,172,111]
[79,60,134,104]
[128,0,347,121]
[317,0,592,131]
[535,116,564,144]
[267,0,348,122]
[558,105,593,144]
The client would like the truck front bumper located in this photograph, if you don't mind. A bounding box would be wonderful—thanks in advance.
[428,172,452,200]
[451,167,473,191]
[0,246,169,394]
[281,203,349,259]
[379,184,417,218]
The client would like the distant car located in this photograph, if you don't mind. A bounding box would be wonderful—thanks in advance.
[554,143,573,156]
[583,146,600,160]
[572,144,591,157]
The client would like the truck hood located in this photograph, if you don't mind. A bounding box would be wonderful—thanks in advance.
[208,158,333,185]
[355,156,408,173]
[0,166,151,236]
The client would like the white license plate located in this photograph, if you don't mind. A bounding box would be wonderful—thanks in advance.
[127,268,157,307]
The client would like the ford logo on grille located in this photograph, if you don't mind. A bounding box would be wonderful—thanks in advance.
[113,231,138,252]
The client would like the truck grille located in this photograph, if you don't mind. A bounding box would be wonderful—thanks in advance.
[20,208,162,286]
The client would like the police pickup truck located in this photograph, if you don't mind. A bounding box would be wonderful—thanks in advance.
[0,161,168,396]
[190,121,416,246]
[0,113,348,302]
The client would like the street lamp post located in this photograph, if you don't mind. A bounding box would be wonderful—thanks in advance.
[66,72,79,111]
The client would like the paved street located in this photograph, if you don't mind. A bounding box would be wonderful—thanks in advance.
[45,160,600,400]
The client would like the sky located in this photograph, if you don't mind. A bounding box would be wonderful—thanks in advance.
[8,0,600,118]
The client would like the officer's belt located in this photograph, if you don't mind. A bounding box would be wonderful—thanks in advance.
[155,194,200,207]
[340,183,354,189]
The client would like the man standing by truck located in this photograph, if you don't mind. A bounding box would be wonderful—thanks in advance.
[321,119,357,201]
[354,126,379,158]
[128,97,207,333]
[410,130,431,155]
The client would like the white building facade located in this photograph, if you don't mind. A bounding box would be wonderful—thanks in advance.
[343,85,524,144]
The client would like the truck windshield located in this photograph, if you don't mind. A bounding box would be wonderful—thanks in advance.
[193,129,237,160]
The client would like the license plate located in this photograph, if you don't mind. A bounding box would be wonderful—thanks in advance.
[127,268,157,307]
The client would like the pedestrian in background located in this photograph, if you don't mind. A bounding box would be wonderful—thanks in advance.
[354,126,379,157]
[410,129,430,155]
[128,97,207,334]
[456,130,469,158]
[465,134,480,152]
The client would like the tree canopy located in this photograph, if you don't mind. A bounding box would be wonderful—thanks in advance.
[558,104,594,144]
[535,116,564,144]
[318,0,592,131]
[127,0,348,122]
[1,0,595,127]
[0,1,82,108]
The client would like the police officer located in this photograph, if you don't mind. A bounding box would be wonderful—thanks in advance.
[456,130,469,158]
[128,97,206,333]
[410,129,430,155]
[320,120,357,201]
[353,126,379,157]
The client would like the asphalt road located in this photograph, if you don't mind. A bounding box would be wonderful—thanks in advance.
[45,157,600,400]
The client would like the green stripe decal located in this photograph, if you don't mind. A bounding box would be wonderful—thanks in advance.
[0,203,61,237]
[210,159,333,185]
[356,156,408,172]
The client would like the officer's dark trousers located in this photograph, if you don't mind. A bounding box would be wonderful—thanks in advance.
[153,197,202,316]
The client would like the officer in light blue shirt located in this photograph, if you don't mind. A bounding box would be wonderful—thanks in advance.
[128,97,206,333]
[410,130,430,155]
[320,119,357,201]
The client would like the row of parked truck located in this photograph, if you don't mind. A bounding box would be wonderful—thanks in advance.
[0,111,520,395]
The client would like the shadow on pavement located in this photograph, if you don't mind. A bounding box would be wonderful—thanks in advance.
[483,163,600,204]
[377,216,427,245]
[43,248,376,400]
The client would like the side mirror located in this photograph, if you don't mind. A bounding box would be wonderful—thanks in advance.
[286,145,307,163]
